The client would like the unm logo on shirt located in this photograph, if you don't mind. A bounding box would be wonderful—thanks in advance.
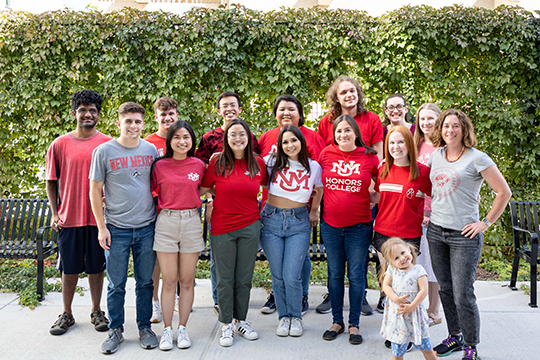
[330,160,361,177]
[270,144,278,154]
[187,173,199,181]
[273,167,309,191]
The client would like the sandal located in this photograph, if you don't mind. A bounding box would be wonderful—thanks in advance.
[322,321,344,341]
[348,325,363,345]
[428,313,442,327]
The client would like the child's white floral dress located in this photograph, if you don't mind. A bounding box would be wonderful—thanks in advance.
[380,264,430,345]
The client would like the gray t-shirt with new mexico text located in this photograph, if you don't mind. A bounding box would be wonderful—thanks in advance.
[429,147,495,231]
[89,139,158,229]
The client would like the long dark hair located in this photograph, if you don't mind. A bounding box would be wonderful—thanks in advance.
[332,114,377,155]
[268,125,311,184]
[151,120,196,176]
[214,118,260,178]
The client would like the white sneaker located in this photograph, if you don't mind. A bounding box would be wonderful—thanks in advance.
[289,317,304,337]
[219,324,234,347]
[235,320,258,340]
[159,326,173,351]
[176,326,191,349]
[276,317,290,337]
[151,300,163,323]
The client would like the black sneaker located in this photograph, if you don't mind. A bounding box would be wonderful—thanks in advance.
[302,295,309,315]
[462,346,478,360]
[50,312,75,335]
[316,293,331,314]
[376,296,386,314]
[261,292,276,314]
[361,291,373,316]
[433,334,464,357]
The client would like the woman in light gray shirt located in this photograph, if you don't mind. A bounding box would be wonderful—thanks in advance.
[427,109,511,360]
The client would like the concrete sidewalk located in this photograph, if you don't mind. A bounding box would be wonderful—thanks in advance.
[0,278,537,360]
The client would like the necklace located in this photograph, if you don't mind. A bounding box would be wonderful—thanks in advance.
[338,146,356,164]
[445,146,465,163]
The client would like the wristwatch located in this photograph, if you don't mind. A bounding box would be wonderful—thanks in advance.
[482,217,492,228]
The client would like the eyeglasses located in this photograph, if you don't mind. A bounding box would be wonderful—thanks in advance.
[228,133,248,139]
[386,104,406,112]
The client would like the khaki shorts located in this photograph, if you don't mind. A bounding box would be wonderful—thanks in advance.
[154,209,205,253]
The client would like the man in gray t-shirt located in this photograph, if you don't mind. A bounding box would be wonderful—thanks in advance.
[89,102,159,354]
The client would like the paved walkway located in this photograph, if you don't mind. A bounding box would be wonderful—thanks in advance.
[0,278,537,359]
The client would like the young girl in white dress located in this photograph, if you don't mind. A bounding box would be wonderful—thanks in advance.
[380,238,437,360]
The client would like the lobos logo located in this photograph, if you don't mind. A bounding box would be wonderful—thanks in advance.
[431,167,460,197]
[331,160,361,177]
[273,168,309,191]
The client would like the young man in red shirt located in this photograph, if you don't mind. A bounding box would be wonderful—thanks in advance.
[144,97,179,323]
[46,90,112,335]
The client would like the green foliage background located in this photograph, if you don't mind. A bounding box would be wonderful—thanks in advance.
[1,5,539,249]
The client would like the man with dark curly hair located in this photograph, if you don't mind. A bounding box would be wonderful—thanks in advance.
[46,90,112,336]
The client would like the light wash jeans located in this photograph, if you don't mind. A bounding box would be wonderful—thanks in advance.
[320,218,372,327]
[260,204,311,320]
[427,222,483,346]
[105,223,156,331]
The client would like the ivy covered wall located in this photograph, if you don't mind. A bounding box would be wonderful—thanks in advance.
[0,5,539,247]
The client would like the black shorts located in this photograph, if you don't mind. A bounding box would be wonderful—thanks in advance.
[58,226,105,275]
[372,231,421,254]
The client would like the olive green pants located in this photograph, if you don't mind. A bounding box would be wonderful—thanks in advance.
[210,220,262,324]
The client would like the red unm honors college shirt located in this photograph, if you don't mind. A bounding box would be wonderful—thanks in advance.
[318,145,379,228]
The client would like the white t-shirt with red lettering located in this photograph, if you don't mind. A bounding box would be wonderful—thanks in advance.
[374,163,432,238]
[151,157,206,211]
[201,156,268,235]
[265,156,322,204]
[46,132,112,228]
[318,145,379,227]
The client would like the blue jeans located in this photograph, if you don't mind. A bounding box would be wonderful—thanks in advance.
[427,222,483,346]
[320,218,372,327]
[105,223,156,331]
[260,204,311,319]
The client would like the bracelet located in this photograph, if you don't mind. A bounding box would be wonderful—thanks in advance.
[482,217,492,228]
[206,198,214,203]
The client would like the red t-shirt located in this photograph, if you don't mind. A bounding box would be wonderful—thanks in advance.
[144,133,166,157]
[318,145,379,227]
[374,163,432,238]
[258,125,325,159]
[151,157,206,211]
[317,111,384,148]
[201,155,268,235]
[45,132,112,227]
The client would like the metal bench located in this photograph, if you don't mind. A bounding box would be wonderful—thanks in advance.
[509,201,540,308]
[0,198,58,300]
[199,203,379,266]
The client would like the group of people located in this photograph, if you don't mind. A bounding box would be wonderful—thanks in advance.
[45,74,512,360]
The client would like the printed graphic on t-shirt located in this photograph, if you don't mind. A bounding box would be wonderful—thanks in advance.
[418,152,431,166]
[431,167,460,197]
[272,167,309,191]
[330,160,361,177]
[188,172,200,181]
[109,155,154,175]
[380,184,426,199]
[269,144,278,154]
